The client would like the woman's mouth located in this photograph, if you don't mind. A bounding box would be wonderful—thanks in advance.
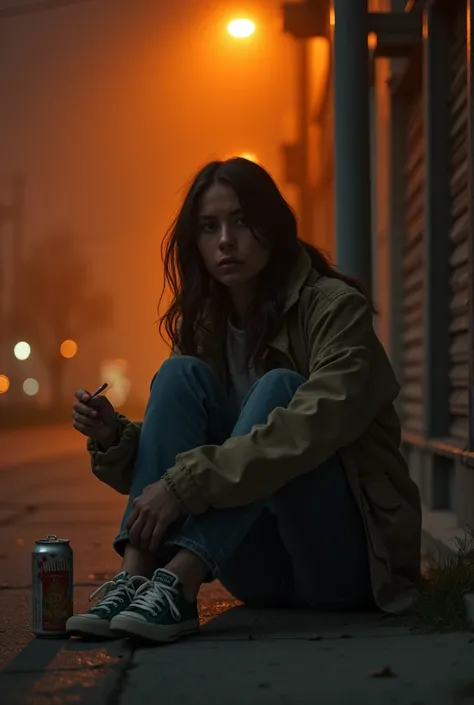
[218,258,243,268]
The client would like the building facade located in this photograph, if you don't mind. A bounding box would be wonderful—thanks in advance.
[301,0,474,554]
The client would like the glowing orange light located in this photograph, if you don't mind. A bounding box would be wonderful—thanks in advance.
[368,32,378,51]
[227,18,255,39]
[0,375,10,394]
[238,152,258,163]
[60,339,78,359]
[225,151,259,163]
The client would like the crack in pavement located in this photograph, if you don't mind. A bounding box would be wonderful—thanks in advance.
[105,649,136,705]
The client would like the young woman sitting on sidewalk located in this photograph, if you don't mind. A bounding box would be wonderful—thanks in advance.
[66,157,421,644]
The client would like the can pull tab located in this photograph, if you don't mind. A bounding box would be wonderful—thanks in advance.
[45,534,59,541]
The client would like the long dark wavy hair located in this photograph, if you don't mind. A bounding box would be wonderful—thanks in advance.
[159,157,370,365]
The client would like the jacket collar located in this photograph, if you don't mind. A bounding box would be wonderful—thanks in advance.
[280,244,313,315]
[264,244,314,361]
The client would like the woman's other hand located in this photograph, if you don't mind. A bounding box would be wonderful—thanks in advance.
[72,388,119,450]
[126,481,182,554]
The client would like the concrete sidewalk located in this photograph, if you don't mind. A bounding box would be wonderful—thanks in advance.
[1,588,474,705]
[1,436,473,704]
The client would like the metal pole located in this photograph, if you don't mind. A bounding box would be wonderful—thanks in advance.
[296,39,312,243]
[333,0,372,295]
[467,0,474,450]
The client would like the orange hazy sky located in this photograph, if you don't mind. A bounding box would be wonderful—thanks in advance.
[0,0,298,403]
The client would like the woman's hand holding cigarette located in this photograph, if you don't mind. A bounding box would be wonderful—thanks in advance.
[72,385,119,451]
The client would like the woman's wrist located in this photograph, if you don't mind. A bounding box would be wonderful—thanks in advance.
[96,422,120,452]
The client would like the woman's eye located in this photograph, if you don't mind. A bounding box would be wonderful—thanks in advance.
[199,221,216,233]
[235,217,247,228]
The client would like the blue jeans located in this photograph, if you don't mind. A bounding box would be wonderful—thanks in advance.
[115,356,373,610]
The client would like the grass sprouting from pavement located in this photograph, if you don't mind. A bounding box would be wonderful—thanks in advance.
[402,527,474,632]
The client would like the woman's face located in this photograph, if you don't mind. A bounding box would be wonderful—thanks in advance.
[196,182,270,291]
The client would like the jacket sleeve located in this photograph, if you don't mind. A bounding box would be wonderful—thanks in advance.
[163,291,386,514]
[88,414,142,494]
[88,340,182,494]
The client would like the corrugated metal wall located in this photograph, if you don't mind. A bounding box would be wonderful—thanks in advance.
[448,1,470,443]
[401,89,425,434]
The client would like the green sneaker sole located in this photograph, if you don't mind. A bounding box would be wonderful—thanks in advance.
[66,614,117,639]
[110,612,199,643]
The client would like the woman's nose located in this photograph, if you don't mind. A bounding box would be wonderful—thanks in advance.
[217,224,235,248]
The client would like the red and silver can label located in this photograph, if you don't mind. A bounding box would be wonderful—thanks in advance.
[32,535,73,636]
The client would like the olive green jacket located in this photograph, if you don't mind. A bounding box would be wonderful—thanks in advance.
[88,247,421,613]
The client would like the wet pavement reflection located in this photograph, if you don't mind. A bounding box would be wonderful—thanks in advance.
[23,643,127,705]
[198,582,242,626]
[1,579,240,705]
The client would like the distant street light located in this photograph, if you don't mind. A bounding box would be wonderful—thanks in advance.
[0,374,10,394]
[227,18,256,39]
[13,341,31,361]
[23,378,39,396]
[60,339,78,359]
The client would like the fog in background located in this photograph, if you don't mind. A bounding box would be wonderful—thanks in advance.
[0,0,298,411]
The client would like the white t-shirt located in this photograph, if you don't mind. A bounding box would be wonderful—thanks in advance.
[226,320,259,411]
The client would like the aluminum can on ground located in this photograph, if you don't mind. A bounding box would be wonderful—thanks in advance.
[32,534,73,637]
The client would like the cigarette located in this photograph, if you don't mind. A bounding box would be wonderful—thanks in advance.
[89,383,108,400]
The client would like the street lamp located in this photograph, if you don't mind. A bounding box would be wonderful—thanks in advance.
[227,18,255,39]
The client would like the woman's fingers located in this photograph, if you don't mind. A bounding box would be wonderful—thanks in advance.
[72,410,100,432]
[127,503,161,553]
[128,513,147,547]
[72,394,102,435]
[75,388,91,403]
[125,507,139,532]
[138,518,156,552]
[73,419,95,435]
[73,401,97,419]
[72,411,97,426]
[150,523,165,554]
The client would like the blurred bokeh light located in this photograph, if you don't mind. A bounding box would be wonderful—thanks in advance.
[23,378,39,396]
[14,342,31,361]
[0,375,10,394]
[60,339,78,359]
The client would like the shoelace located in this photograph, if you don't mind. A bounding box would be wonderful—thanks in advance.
[88,576,143,613]
[132,580,181,620]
